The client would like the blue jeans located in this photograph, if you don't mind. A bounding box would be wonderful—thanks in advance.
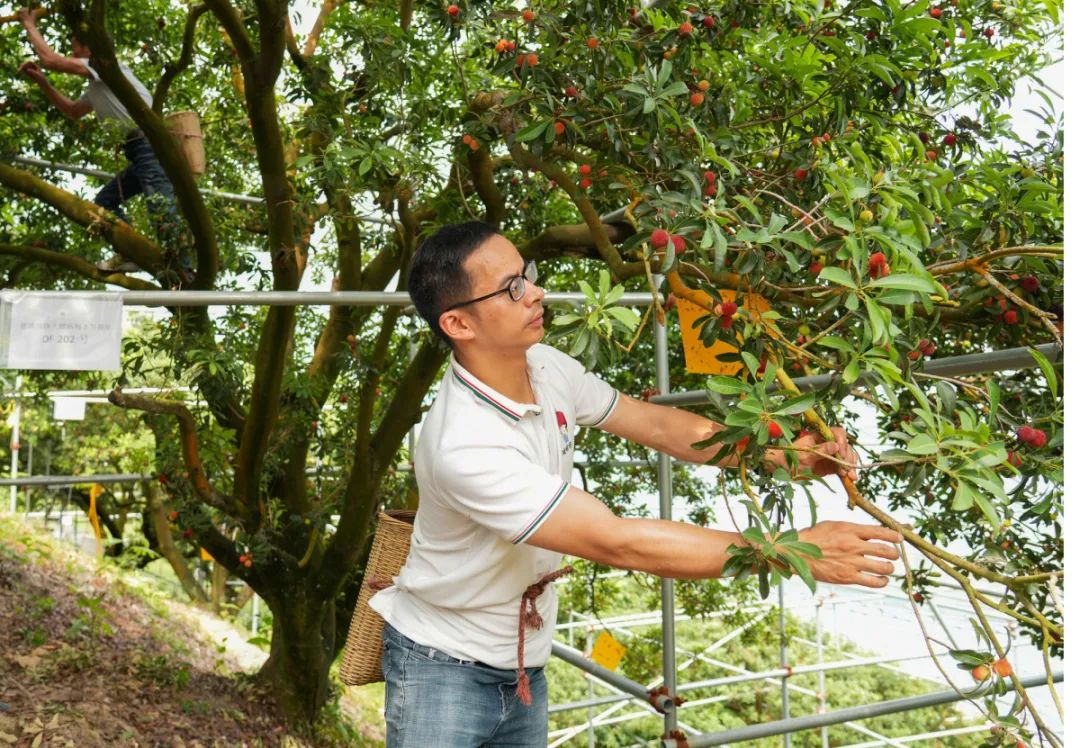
[93,131,177,226]
[382,623,548,747]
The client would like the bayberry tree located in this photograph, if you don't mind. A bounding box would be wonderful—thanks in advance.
[0,0,1062,739]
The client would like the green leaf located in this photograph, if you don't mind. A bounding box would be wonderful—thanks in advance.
[707,376,748,395]
[906,433,939,455]
[866,273,937,293]
[818,266,857,288]
[775,392,816,416]
[515,120,550,143]
[951,480,974,512]
[816,336,855,354]
[1027,346,1059,399]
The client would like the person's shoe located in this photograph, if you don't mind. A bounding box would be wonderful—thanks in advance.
[96,254,140,273]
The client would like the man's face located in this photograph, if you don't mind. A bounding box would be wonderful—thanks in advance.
[442,234,545,353]
[70,37,90,58]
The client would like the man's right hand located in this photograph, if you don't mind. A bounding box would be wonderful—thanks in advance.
[18,61,45,85]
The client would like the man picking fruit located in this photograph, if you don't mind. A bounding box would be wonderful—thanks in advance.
[369,221,902,746]
[15,7,191,281]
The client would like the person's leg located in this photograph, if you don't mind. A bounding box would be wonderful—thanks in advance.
[485,667,548,748]
[382,624,504,748]
[93,167,142,272]
[125,135,192,282]
[92,166,139,226]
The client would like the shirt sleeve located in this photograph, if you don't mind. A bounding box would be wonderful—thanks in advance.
[435,444,571,545]
[544,346,620,427]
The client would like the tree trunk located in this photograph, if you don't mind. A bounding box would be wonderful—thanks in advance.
[259,588,337,723]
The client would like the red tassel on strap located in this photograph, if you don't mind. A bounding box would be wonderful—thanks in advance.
[515,565,574,706]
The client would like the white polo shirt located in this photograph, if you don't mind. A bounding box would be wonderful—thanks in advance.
[368,343,619,670]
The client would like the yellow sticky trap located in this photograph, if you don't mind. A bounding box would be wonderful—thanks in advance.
[590,630,627,671]
[199,547,214,562]
[675,291,776,374]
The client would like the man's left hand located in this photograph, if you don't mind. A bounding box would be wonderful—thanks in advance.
[786,426,859,480]
[17,7,36,27]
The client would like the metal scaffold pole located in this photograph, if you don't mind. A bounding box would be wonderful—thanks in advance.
[778,581,791,748]
[652,276,679,738]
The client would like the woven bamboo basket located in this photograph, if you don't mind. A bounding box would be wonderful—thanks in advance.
[164,110,205,178]
[339,509,415,686]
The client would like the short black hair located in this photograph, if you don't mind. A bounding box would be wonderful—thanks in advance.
[407,221,501,345]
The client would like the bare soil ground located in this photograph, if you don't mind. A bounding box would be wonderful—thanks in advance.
[0,517,382,747]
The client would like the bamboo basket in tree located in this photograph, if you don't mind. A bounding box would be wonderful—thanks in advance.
[339,509,415,686]
[164,111,205,178]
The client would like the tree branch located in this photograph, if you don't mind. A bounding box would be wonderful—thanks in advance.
[0,162,165,268]
[465,148,506,226]
[108,390,248,523]
[152,4,210,113]
[318,338,445,597]
[303,0,340,58]
[0,243,161,290]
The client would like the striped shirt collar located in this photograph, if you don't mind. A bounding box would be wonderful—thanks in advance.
[450,354,544,422]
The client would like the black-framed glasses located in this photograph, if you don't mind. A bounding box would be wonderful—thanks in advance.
[443,261,538,313]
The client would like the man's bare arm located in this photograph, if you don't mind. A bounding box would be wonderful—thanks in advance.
[18,62,91,119]
[19,7,91,78]
[526,486,901,587]
[600,394,858,479]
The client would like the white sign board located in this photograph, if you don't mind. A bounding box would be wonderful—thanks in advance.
[0,291,123,371]
[52,397,87,421]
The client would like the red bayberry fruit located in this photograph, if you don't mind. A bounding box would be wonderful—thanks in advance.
[944,132,957,146]
[1003,309,1018,325]
[586,37,599,49]
[908,350,921,361]
[671,235,686,254]
[168,511,179,522]
[767,421,783,439]
[913,593,924,603]
[526,53,538,66]
[983,27,994,39]
[866,30,877,40]
[553,121,566,135]
[736,436,750,451]
[926,149,938,161]
[1020,276,1039,293]
[678,21,693,35]
[579,164,592,175]
[918,131,930,143]
[930,7,943,18]
[719,314,734,329]
[447,4,460,17]
[522,9,535,22]
[1016,425,1035,443]
[1030,429,1047,448]
[703,16,715,28]
[971,664,990,681]
[704,184,717,197]
[650,229,670,249]
[809,261,823,276]
[869,251,887,268]
[689,92,705,106]
[564,86,578,98]
[794,167,809,181]
[720,301,738,316]
[579,177,591,189]
[1007,451,1023,467]
[703,170,716,183]
[992,659,1012,677]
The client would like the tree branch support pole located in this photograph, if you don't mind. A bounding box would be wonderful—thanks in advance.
[7,376,21,514]
[652,276,679,738]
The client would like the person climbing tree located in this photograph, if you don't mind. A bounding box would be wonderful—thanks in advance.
[16,6,190,281]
